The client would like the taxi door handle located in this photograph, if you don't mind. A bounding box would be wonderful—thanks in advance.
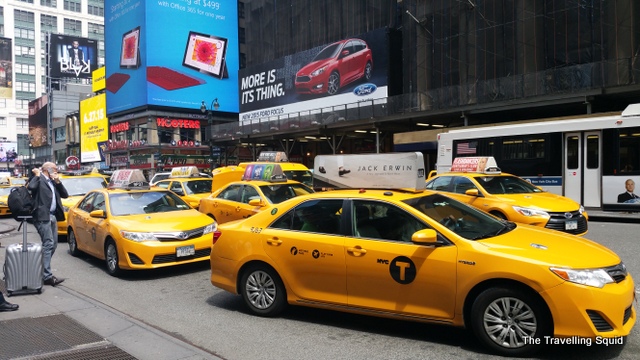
[347,246,367,255]
[266,237,282,246]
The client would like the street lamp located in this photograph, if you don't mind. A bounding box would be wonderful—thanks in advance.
[201,99,220,170]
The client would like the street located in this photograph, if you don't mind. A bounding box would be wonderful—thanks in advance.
[0,216,638,360]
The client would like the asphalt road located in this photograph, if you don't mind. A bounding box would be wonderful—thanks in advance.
[1,217,638,360]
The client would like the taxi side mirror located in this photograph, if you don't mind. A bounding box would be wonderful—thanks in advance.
[427,170,437,179]
[411,229,441,246]
[249,199,265,207]
[89,209,106,218]
[465,189,480,197]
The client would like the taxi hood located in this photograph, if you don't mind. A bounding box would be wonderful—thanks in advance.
[490,191,581,212]
[111,210,213,231]
[478,224,620,268]
[62,195,84,208]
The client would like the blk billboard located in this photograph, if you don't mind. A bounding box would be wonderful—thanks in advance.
[0,37,12,99]
[105,0,240,116]
[49,35,99,79]
[239,27,389,123]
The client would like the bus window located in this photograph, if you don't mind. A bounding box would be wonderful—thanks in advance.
[566,136,579,169]
[586,135,599,169]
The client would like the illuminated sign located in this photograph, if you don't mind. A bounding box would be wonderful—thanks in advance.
[110,122,130,133]
[156,118,200,129]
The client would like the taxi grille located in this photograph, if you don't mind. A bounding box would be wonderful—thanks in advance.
[152,247,211,264]
[623,306,633,325]
[586,310,613,332]
[128,253,144,265]
[605,263,628,283]
[153,225,208,242]
[544,211,588,235]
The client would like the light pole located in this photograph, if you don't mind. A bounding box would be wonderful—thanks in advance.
[200,99,220,170]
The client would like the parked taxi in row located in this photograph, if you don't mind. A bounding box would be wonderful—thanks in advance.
[57,169,109,238]
[0,186,18,216]
[199,163,314,224]
[426,157,588,235]
[153,166,213,208]
[0,176,28,188]
[67,169,218,276]
[210,153,634,357]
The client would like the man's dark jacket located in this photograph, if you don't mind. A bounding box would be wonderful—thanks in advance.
[27,175,69,221]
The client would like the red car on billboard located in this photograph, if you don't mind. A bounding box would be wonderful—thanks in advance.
[295,38,373,96]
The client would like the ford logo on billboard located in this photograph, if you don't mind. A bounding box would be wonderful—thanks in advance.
[353,83,377,96]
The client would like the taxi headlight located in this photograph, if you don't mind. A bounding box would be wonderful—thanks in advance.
[550,267,614,288]
[202,223,216,235]
[120,231,159,242]
[579,205,585,214]
[512,206,549,217]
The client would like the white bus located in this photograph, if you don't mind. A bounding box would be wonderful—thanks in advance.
[435,103,640,212]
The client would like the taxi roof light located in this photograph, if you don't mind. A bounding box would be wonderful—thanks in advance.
[170,166,201,178]
[108,169,150,190]
[450,156,501,174]
[241,164,287,182]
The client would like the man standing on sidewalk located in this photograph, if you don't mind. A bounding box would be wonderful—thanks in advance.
[27,162,68,286]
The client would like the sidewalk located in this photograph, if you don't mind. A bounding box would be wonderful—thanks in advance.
[0,223,221,360]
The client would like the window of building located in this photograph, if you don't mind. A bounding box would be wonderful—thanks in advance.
[41,14,57,31]
[64,0,81,12]
[15,82,36,92]
[15,45,35,57]
[16,99,29,109]
[87,4,104,16]
[18,0,35,4]
[63,18,81,35]
[14,28,36,40]
[17,118,29,129]
[88,23,104,35]
[14,10,35,24]
[0,99,6,108]
[41,0,58,7]
[0,117,7,127]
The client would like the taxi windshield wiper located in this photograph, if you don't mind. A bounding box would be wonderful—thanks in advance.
[494,221,516,236]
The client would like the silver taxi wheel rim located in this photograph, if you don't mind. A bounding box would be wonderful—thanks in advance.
[106,243,118,272]
[245,270,277,310]
[68,231,76,252]
[483,297,537,348]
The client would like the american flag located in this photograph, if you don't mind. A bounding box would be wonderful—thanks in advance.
[457,142,477,154]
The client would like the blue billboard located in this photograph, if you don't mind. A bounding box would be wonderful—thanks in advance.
[105,0,239,116]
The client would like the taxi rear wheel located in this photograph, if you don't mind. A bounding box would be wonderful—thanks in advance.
[105,239,122,277]
[470,287,550,357]
[240,264,287,317]
[68,229,80,256]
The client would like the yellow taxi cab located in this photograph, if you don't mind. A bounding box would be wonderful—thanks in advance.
[199,163,314,224]
[210,153,635,357]
[0,176,28,188]
[66,169,218,276]
[425,157,589,235]
[153,166,212,208]
[57,169,109,238]
[0,186,19,216]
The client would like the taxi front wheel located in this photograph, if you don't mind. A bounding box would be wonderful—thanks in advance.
[470,287,551,357]
[105,239,123,277]
[240,264,287,317]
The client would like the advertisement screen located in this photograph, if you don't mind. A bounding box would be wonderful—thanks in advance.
[29,95,49,148]
[80,94,109,163]
[49,35,99,79]
[239,27,389,123]
[0,37,12,99]
[105,0,239,116]
[0,142,18,162]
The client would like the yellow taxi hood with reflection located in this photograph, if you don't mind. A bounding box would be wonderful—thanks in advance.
[490,191,583,212]
[183,193,210,207]
[477,224,620,268]
[109,209,212,231]
[62,195,84,208]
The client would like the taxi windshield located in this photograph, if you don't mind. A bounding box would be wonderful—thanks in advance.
[0,187,13,196]
[474,175,543,194]
[284,170,313,188]
[109,191,190,216]
[404,193,513,240]
[183,180,212,195]
[259,183,314,204]
[60,177,107,196]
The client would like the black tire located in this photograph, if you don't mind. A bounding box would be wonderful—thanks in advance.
[470,287,550,357]
[490,211,507,220]
[327,72,340,95]
[68,229,80,257]
[240,264,287,317]
[104,239,123,277]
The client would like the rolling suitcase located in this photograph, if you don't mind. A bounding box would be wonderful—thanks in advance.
[3,216,43,295]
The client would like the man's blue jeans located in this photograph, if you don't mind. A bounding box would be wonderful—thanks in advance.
[34,214,58,281]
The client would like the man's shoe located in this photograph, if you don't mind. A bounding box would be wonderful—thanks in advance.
[0,301,19,312]
[44,276,65,286]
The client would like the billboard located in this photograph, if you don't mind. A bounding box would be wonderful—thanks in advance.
[49,34,99,79]
[29,95,49,148]
[0,37,12,99]
[92,66,106,92]
[105,0,239,116]
[0,142,18,162]
[80,94,108,162]
[239,27,389,123]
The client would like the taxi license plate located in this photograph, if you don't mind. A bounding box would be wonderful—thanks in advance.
[176,245,195,257]
[565,220,578,230]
